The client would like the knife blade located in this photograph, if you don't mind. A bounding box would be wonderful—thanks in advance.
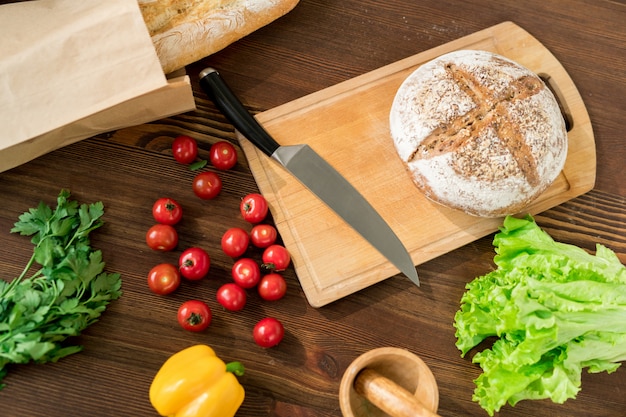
[199,68,419,286]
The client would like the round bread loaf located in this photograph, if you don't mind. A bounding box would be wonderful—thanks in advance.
[389,50,567,217]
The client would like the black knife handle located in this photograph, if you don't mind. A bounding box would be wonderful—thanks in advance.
[199,68,279,157]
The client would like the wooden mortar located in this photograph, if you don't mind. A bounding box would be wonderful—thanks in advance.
[339,347,440,417]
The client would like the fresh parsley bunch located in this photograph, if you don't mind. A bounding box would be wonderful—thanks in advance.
[0,190,122,388]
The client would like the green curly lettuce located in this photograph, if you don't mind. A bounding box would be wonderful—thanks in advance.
[454,215,626,415]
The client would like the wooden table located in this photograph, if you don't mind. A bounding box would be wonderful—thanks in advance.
[1,1,625,416]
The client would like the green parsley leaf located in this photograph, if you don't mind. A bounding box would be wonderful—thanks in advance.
[189,159,208,171]
[0,190,122,388]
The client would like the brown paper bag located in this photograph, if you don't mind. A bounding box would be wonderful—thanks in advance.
[0,0,196,173]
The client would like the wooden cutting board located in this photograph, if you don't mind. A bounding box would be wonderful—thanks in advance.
[238,21,596,307]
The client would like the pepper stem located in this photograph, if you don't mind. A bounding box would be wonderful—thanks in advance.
[225,361,245,377]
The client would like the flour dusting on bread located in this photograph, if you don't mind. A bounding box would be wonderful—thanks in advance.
[140,0,299,74]
[390,50,567,217]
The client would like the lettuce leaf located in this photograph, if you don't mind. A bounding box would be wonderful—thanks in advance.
[454,215,626,415]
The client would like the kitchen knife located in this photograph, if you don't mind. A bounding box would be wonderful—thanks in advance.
[199,68,419,286]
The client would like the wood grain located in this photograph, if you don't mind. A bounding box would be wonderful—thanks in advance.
[0,1,624,417]
[241,22,595,306]
[353,369,440,417]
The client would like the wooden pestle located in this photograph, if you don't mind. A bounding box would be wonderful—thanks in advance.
[354,368,442,417]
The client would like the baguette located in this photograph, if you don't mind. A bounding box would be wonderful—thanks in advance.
[139,0,299,74]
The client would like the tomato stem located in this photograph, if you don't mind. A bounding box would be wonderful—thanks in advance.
[187,312,204,325]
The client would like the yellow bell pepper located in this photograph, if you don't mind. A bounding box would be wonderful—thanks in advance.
[149,345,245,417]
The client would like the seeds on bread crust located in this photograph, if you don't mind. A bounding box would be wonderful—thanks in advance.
[390,50,568,217]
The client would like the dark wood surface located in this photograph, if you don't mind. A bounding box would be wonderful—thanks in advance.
[1,1,625,416]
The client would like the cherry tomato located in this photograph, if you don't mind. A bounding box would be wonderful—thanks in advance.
[216,283,247,311]
[221,227,250,258]
[231,258,261,289]
[240,193,268,224]
[209,141,238,170]
[177,300,212,332]
[192,171,222,200]
[258,273,287,301]
[172,135,198,164]
[147,263,181,295]
[152,197,183,225]
[253,317,284,348]
[250,224,278,248]
[179,247,210,280]
[262,244,291,271]
[146,224,178,251]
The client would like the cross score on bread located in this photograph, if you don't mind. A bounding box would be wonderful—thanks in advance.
[412,64,544,188]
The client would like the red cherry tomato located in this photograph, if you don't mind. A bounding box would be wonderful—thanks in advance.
[253,317,284,348]
[209,141,238,170]
[146,224,178,251]
[177,300,212,332]
[216,283,247,311]
[240,193,268,224]
[221,227,250,258]
[152,197,183,225]
[250,224,278,248]
[179,247,210,280]
[258,273,287,301]
[147,263,181,295]
[262,244,291,271]
[192,171,222,200]
[231,258,261,289]
[172,135,198,164]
